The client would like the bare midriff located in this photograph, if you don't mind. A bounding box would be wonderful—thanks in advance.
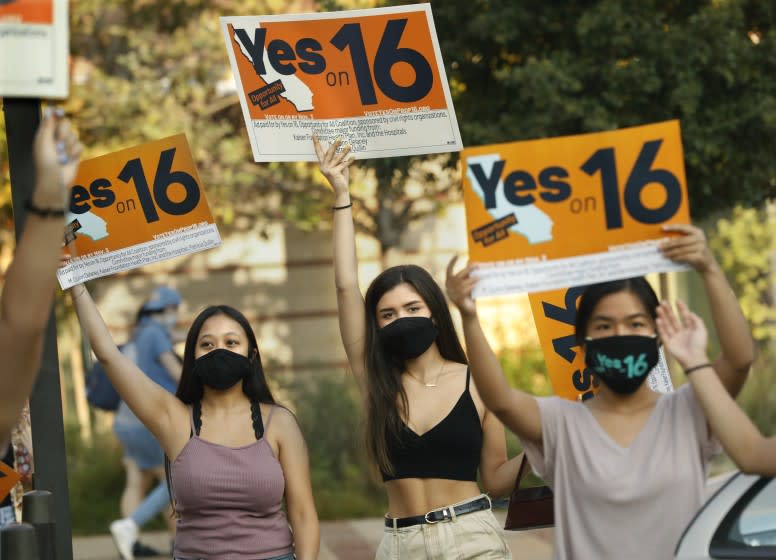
[385,477,483,518]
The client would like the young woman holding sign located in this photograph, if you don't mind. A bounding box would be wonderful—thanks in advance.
[315,136,522,560]
[0,109,82,445]
[445,226,754,560]
[656,299,776,477]
[66,279,319,560]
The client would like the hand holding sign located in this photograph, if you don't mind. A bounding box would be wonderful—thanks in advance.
[313,135,355,196]
[32,108,82,211]
[221,5,462,161]
[462,120,691,297]
[659,224,716,274]
[445,256,478,317]
[56,135,221,290]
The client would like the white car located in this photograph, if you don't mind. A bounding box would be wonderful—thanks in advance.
[675,472,776,559]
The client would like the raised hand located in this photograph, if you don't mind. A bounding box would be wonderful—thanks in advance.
[32,108,83,210]
[659,224,716,274]
[655,299,709,371]
[312,135,355,197]
[445,256,479,317]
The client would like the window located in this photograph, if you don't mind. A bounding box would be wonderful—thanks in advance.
[710,477,776,558]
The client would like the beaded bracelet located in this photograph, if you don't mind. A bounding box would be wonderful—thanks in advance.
[684,363,712,375]
[25,199,65,218]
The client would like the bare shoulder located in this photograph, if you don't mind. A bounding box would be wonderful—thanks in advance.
[263,404,303,437]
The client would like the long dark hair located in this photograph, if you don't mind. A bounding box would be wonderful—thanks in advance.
[575,277,660,344]
[175,305,276,405]
[165,305,276,511]
[363,265,467,475]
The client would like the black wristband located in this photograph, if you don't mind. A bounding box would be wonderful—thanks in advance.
[684,363,712,375]
[25,199,65,218]
[332,202,352,210]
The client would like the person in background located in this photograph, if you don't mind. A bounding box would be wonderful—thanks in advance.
[656,299,774,476]
[109,287,182,560]
[0,108,81,446]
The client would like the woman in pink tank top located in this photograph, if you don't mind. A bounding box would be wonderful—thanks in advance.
[66,280,319,560]
[446,224,755,560]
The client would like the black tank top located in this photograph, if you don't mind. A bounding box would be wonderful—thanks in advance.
[382,369,483,482]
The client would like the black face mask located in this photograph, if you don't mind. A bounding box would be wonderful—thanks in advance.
[584,335,659,395]
[378,316,438,362]
[193,348,251,390]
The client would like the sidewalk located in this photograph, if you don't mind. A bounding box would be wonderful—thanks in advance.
[73,511,554,559]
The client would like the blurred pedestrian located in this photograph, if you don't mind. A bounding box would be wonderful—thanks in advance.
[109,286,182,559]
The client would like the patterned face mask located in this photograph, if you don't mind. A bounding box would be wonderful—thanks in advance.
[584,335,659,395]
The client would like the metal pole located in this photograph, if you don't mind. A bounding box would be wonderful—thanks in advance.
[2,97,73,560]
[0,523,39,560]
[23,490,56,560]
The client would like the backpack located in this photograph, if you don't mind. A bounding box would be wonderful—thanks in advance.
[85,342,136,411]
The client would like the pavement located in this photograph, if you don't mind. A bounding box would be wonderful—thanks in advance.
[73,511,554,559]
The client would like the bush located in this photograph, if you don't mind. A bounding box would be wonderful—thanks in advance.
[283,371,386,519]
[65,422,125,535]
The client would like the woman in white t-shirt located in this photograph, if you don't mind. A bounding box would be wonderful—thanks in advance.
[445,224,755,560]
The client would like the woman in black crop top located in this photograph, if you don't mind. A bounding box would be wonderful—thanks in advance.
[314,137,523,560]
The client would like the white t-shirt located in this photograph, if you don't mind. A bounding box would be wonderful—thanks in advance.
[523,384,720,560]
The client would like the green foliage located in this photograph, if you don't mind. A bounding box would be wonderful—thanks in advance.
[284,372,386,519]
[499,345,554,397]
[64,422,126,535]
[737,346,776,435]
[709,202,776,343]
[420,0,776,218]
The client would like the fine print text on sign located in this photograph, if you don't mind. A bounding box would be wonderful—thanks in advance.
[57,134,221,289]
[462,120,691,298]
[0,0,68,98]
[220,4,462,162]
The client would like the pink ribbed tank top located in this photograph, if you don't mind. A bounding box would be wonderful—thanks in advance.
[171,404,294,560]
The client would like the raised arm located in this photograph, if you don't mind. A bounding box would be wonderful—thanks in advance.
[0,111,82,440]
[656,300,776,476]
[445,257,543,444]
[313,136,367,390]
[661,224,755,396]
[67,283,184,451]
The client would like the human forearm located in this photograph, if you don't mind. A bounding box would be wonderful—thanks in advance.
[687,366,775,475]
[461,312,514,412]
[290,512,320,560]
[482,452,524,499]
[1,212,64,333]
[700,260,755,393]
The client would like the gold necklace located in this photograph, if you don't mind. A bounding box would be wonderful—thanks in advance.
[406,361,446,387]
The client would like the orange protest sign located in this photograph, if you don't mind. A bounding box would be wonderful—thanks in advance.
[221,5,462,161]
[0,0,53,24]
[0,460,21,502]
[0,0,67,97]
[56,134,221,290]
[462,120,691,297]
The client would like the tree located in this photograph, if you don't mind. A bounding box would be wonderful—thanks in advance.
[710,201,776,346]
[424,0,776,219]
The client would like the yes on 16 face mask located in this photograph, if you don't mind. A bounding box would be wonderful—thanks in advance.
[584,335,659,395]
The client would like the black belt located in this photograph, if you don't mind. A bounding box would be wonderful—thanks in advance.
[385,496,491,528]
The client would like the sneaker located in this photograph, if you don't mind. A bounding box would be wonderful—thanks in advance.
[132,541,161,557]
[109,518,138,560]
